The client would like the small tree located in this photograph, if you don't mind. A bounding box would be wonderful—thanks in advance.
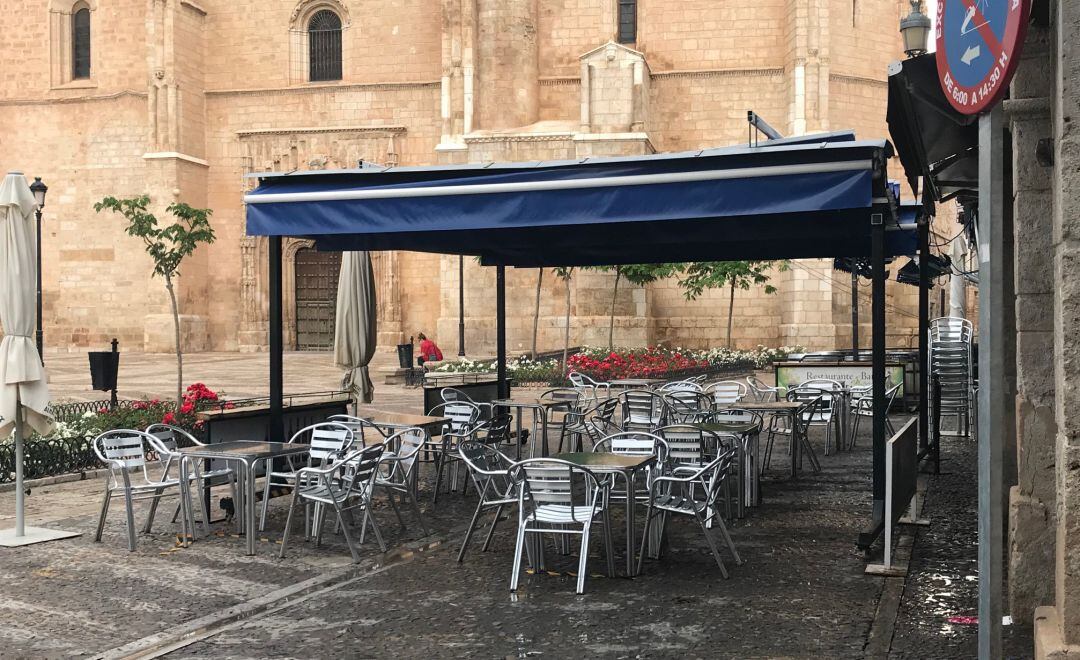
[552,267,574,372]
[94,195,216,407]
[592,264,682,350]
[678,260,789,348]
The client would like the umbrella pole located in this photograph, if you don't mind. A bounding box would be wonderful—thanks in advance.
[14,396,24,538]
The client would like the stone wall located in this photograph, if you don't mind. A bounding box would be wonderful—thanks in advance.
[0,0,917,357]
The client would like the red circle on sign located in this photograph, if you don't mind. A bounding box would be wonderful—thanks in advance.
[935,0,1030,115]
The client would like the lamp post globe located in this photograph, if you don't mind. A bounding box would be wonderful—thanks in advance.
[900,0,931,58]
[28,177,47,364]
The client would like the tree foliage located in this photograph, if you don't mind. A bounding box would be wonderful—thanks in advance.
[93,195,216,278]
[677,260,788,300]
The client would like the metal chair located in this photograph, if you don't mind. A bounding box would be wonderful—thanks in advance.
[659,380,704,393]
[426,401,484,507]
[850,382,903,444]
[568,371,611,403]
[278,443,387,563]
[259,422,354,531]
[704,380,748,407]
[456,440,518,562]
[637,448,743,578]
[508,458,616,594]
[374,427,430,536]
[327,414,390,445]
[440,387,494,419]
[790,383,840,455]
[540,387,583,450]
[559,397,618,452]
[619,389,669,431]
[92,430,193,551]
[145,423,238,537]
[745,376,783,402]
[591,431,669,505]
[662,390,713,424]
[763,395,823,473]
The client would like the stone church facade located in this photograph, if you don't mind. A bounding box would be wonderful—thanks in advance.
[0,0,932,356]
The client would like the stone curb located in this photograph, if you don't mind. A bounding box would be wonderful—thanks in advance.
[93,530,456,660]
[0,467,111,493]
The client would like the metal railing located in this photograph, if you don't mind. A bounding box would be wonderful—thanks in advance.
[0,436,98,484]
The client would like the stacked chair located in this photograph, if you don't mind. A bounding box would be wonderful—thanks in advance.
[929,316,975,437]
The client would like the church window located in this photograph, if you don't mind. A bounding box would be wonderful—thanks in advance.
[308,10,342,82]
[617,0,637,44]
[72,6,91,79]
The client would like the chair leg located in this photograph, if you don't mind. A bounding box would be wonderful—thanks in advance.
[405,485,430,537]
[259,474,273,532]
[697,514,729,579]
[714,513,743,566]
[386,488,407,530]
[431,452,446,509]
[481,504,505,552]
[314,503,330,547]
[94,488,112,542]
[510,522,527,592]
[603,508,616,578]
[122,488,137,552]
[142,487,165,534]
[365,503,388,552]
[194,473,212,537]
[328,494,361,564]
[457,500,486,563]
[576,524,591,594]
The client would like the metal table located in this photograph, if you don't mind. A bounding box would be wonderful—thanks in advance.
[609,378,665,389]
[493,398,575,459]
[553,451,655,577]
[735,401,820,478]
[690,421,759,514]
[363,411,448,437]
[177,441,310,556]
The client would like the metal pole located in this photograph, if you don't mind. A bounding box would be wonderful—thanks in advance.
[496,265,507,399]
[35,207,43,365]
[14,397,24,538]
[919,214,930,454]
[110,338,119,410]
[851,270,860,359]
[977,105,1005,660]
[458,255,466,356]
[858,212,887,550]
[269,235,284,443]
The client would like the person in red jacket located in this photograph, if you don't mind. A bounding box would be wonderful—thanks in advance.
[417,332,443,365]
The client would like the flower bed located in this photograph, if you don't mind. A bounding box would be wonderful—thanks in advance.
[431,345,803,386]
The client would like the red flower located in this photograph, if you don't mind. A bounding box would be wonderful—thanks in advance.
[194,420,205,429]
[224,402,236,410]
[162,412,176,424]
[98,407,109,414]
[180,402,194,414]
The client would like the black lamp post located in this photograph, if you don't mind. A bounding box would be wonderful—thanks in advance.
[28,177,47,364]
[900,0,931,58]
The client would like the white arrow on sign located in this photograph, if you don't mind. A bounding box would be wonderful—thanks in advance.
[961,45,981,65]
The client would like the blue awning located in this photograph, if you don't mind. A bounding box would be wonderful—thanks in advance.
[245,135,903,267]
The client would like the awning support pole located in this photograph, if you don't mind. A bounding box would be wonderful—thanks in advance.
[858,212,887,550]
[496,265,508,399]
[851,270,860,359]
[918,212,930,458]
[269,235,284,443]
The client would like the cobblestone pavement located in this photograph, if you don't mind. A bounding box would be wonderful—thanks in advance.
[888,437,1034,659]
[0,419,891,659]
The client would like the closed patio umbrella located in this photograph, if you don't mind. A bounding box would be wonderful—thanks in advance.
[334,251,376,409]
[0,172,75,546]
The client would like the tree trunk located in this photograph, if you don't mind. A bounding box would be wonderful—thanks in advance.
[164,274,183,408]
[531,269,543,360]
[562,273,572,374]
[726,279,736,349]
[608,270,621,351]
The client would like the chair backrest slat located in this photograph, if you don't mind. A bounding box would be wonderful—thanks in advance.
[705,380,747,406]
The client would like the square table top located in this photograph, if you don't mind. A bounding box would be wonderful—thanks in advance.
[493,398,575,409]
[364,411,448,429]
[735,401,804,411]
[552,452,655,471]
[176,441,311,460]
[689,421,758,435]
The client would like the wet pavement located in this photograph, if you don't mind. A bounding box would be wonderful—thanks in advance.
[888,436,1034,659]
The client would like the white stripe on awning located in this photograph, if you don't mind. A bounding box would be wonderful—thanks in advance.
[245,160,874,205]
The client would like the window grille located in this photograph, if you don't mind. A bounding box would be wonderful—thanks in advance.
[617,0,636,44]
[72,7,91,79]
[308,10,342,82]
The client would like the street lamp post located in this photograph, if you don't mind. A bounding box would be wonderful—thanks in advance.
[29,177,47,364]
[900,0,931,58]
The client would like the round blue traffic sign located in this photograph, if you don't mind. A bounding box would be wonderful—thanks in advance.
[936,0,1030,115]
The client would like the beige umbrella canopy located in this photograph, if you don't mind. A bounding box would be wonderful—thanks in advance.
[0,172,71,546]
[334,251,376,406]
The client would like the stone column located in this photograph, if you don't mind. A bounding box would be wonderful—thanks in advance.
[1036,1,1080,655]
[1005,22,1056,628]
[475,0,538,130]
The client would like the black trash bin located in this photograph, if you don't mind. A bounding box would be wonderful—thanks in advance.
[88,351,120,392]
[396,343,414,369]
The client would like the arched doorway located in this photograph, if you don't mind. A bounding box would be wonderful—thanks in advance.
[294,247,341,350]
